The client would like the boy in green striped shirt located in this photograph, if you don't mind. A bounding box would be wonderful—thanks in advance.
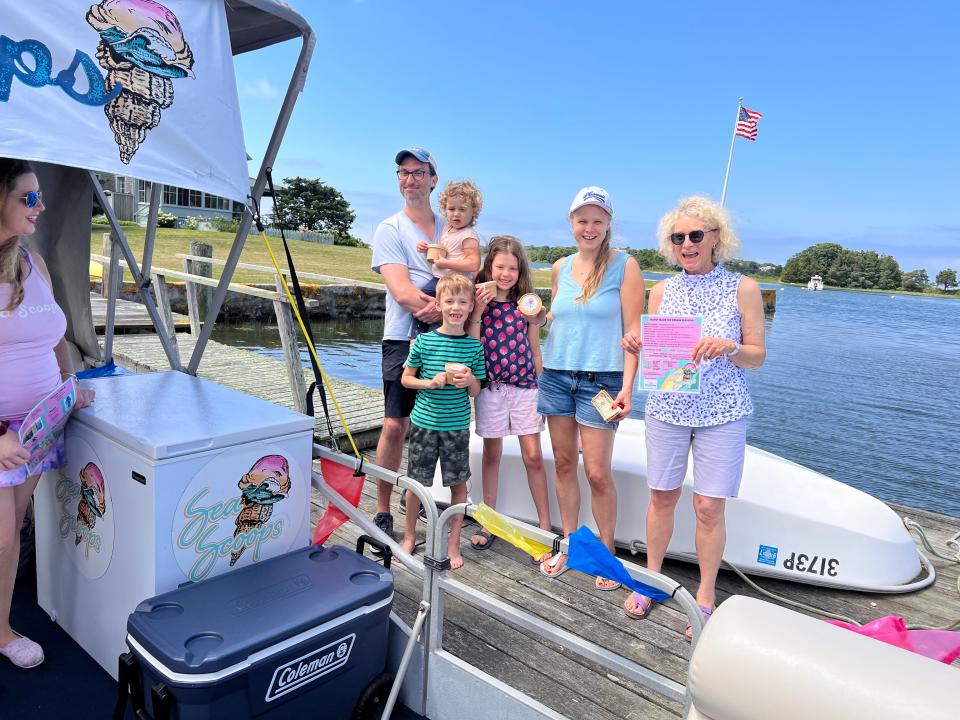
[402,274,486,568]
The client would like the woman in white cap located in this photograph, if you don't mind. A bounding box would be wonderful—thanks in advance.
[620,196,765,639]
[536,187,644,590]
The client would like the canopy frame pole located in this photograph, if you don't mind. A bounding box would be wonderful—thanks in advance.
[88,171,182,372]
[140,181,163,282]
[187,25,316,375]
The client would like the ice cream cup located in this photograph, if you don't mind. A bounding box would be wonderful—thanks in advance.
[426,244,448,263]
[445,362,467,385]
[518,293,543,319]
[476,280,497,294]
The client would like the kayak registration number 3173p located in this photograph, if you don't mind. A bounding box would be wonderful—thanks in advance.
[783,552,839,577]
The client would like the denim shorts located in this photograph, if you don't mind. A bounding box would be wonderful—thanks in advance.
[536,369,624,430]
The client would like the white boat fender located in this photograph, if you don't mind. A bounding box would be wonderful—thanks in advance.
[686,595,960,720]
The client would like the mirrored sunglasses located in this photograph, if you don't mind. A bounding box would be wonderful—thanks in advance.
[670,228,717,246]
[21,191,44,208]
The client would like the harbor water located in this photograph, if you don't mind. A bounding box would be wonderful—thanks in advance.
[212,284,960,517]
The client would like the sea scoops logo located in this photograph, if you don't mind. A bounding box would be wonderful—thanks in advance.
[85,0,195,163]
[265,634,355,702]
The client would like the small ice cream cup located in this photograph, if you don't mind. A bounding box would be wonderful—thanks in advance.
[426,244,448,263]
[518,293,543,319]
[445,362,467,384]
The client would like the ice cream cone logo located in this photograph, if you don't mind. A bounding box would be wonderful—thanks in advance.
[85,0,194,164]
[75,462,107,547]
[230,455,291,566]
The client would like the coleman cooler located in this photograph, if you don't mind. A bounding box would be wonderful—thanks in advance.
[118,544,394,719]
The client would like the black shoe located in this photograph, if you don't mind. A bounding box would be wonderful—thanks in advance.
[373,511,394,538]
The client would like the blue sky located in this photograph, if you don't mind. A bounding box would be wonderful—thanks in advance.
[233,1,959,275]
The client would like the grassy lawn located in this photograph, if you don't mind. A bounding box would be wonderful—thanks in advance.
[90,225,557,286]
[90,225,384,285]
[91,226,681,291]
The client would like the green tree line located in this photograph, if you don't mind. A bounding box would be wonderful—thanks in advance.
[782,242,956,293]
[524,245,782,276]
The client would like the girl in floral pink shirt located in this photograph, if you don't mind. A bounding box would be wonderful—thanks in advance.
[466,236,551,554]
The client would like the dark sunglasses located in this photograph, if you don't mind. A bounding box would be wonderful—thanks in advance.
[21,191,44,208]
[670,228,717,245]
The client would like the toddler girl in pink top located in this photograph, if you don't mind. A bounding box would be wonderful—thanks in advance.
[416,179,483,293]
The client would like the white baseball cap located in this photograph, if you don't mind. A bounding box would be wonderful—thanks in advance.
[569,186,613,217]
[395,147,438,175]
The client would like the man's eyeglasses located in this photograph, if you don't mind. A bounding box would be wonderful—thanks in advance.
[670,228,717,246]
[396,169,428,180]
[21,191,44,208]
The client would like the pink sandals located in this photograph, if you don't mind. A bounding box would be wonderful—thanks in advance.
[0,632,44,668]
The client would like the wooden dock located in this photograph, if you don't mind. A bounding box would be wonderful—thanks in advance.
[90,294,190,331]
[109,333,384,448]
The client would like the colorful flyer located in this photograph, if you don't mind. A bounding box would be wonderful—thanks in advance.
[19,377,77,474]
[640,315,703,393]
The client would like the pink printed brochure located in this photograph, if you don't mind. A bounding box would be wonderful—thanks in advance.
[640,315,702,394]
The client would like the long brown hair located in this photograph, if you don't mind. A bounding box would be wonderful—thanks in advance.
[476,235,534,302]
[0,158,35,311]
[576,227,613,302]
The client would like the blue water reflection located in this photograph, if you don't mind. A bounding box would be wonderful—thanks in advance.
[213,286,960,516]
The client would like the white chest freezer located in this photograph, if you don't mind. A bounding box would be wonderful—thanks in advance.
[34,371,314,678]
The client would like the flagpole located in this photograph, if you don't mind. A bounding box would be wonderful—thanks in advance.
[720,97,743,207]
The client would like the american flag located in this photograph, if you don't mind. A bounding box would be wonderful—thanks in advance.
[735,106,763,141]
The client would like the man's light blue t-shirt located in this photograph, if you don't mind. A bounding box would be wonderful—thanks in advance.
[371,210,445,341]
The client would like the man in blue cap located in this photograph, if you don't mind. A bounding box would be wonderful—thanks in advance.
[370,147,445,537]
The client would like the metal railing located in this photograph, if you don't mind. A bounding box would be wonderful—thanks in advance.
[311,443,702,719]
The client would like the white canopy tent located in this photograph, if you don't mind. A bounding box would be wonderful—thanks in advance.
[2,0,315,373]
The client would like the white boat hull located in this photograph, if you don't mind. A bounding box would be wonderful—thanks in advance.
[430,418,926,592]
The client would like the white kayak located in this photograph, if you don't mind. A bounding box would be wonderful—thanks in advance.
[430,418,933,593]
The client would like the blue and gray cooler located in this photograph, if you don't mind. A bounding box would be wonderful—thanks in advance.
[117,544,394,719]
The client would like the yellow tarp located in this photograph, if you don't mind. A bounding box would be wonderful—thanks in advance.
[473,503,552,561]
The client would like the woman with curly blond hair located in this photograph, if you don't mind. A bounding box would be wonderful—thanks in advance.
[621,196,766,639]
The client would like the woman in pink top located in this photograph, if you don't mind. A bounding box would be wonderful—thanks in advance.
[0,158,95,668]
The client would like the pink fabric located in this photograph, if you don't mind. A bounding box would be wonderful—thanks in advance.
[0,250,66,419]
[828,615,960,664]
[433,226,479,278]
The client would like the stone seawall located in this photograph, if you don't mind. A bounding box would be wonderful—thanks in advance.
[92,281,776,321]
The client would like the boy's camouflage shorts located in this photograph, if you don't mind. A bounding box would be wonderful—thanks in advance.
[407,424,471,487]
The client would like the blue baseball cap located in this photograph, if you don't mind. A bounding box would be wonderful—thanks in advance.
[395,147,437,175]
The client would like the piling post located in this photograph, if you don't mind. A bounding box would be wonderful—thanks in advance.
[273,272,309,414]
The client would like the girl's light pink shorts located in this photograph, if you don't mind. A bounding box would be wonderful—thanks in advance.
[475,383,544,438]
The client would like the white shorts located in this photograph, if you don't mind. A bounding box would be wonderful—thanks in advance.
[475,383,544,438]
[644,415,747,498]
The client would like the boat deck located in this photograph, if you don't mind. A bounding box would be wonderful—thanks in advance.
[317,468,960,719]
